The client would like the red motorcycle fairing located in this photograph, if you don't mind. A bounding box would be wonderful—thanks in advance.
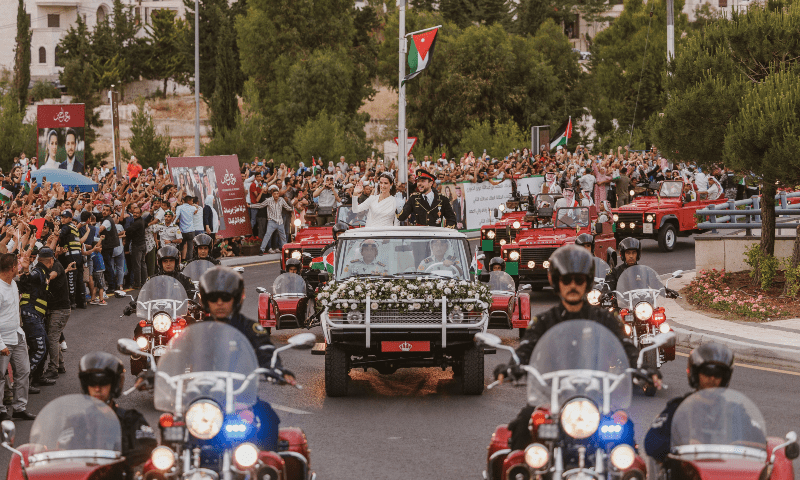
[502,449,526,476]
[768,437,796,480]
[486,425,512,480]
[279,427,312,480]
[257,450,285,477]
[512,293,531,329]
[667,457,767,480]
[7,446,129,480]
[258,292,276,328]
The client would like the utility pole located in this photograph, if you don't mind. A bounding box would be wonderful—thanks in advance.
[398,0,407,184]
[109,86,122,180]
[194,0,201,156]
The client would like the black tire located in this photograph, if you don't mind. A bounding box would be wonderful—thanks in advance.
[530,285,543,292]
[658,223,677,252]
[461,344,485,395]
[324,344,349,397]
[642,349,658,397]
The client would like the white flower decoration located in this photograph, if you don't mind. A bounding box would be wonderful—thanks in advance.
[444,288,452,295]
[371,302,378,310]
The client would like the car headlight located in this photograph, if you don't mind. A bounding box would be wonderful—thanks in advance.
[233,443,259,469]
[634,302,654,321]
[294,218,301,227]
[646,214,654,223]
[560,398,600,439]
[487,230,496,239]
[152,313,172,333]
[613,214,619,222]
[498,204,505,212]
[185,400,223,440]
[619,222,626,229]
[151,446,175,471]
[629,189,635,197]
[527,261,535,268]
[291,250,302,260]
[136,336,149,350]
[448,311,465,323]
[499,239,507,246]
[347,311,363,324]
[509,250,520,261]
[587,289,601,305]
[610,444,636,470]
[542,260,550,269]
[512,221,521,229]
[524,443,549,469]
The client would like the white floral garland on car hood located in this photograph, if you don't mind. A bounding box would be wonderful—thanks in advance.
[315,278,492,314]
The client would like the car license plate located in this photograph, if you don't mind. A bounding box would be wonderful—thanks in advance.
[142,326,152,334]
[643,223,653,234]
[381,341,430,352]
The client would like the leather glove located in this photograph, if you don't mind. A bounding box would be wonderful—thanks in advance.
[134,369,155,391]
[665,287,679,299]
[123,306,134,316]
[493,363,525,381]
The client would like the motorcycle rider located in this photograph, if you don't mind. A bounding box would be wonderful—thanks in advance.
[285,257,302,275]
[192,233,220,265]
[605,237,679,297]
[575,233,594,255]
[493,245,661,451]
[155,245,196,298]
[489,257,505,272]
[78,351,157,468]
[644,343,735,462]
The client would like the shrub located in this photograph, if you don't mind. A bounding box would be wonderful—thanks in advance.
[685,268,784,320]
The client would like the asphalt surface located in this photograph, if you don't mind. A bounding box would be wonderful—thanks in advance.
[2,235,800,479]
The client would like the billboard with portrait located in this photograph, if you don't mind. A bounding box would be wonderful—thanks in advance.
[37,104,86,173]
[168,155,252,239]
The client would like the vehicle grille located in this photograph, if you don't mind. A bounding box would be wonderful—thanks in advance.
[328,309,482,325]
[617,213,643,226]
[485,229,510,251]
[520,247,557,266]
[302,247,324,259]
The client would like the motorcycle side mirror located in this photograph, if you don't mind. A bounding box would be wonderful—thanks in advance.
[474,332,502,348]
[606,248,617,268]
[287,333,316,349]
[256,287,267,294]
[478,272,490,283]
[771,432,799,464]
[493,208,500,220]
[519,284,532,291]
[234,267,245,274]
[671,270,683,278]
[117,338,143,356]
[2,420,15,445]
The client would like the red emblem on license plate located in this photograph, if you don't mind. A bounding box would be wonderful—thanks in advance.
[381,341,430,352]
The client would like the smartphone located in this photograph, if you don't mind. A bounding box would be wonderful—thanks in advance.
[42,177,46,182]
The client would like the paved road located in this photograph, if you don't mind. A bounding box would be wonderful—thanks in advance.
[3,235,799,479]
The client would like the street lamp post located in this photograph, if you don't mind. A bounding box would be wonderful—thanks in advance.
[194,0,200,156]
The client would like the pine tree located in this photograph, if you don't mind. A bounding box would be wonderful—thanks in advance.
[209,9,239,134]
[14,0,31,111]
[122,98,182,168]
[145,9,188,95]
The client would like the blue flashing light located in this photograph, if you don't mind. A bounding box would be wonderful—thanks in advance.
[598,417,628,441]
[223,418,252,440]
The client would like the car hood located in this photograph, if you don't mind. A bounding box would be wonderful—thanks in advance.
[617,198,682,212]
[485,211,528,228]
[293,226,331,243]
[514,228,588,247]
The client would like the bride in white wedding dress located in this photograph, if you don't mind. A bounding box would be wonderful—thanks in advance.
[352,172,400,228]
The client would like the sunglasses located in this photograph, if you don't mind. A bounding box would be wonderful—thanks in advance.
[559,274,587,286]
[205,292,234,303]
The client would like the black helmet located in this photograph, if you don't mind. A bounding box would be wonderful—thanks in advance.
[78,352,125,401]
[285,258,302,272]
[193,233,213,248]
[199,266,245,316]
[157,245,180,265]
[332,222,349,240]
[38,247,55,259]
[488,257,505,271]
[618,237,642,262]
[575,233,595,252]
[687,343,734,389]
[548,244,595,290]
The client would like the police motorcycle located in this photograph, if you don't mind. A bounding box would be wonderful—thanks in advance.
[607,266,681,396]
[117,322,317,480]
[586,258,613,309]
[182,259,219,322]
[2,394,131,479]
[257,273,316,333]
[122,275,191,376]
[478,320,675,480]
[665,388,799,480]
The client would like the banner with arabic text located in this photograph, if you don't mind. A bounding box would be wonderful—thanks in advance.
[167,155,252,239]
[37,104,86,174]
[439,176,543,230]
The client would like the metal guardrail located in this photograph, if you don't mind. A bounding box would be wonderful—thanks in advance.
[697,191,800,235]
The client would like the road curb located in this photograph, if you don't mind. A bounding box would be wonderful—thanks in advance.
[672,325,800,371]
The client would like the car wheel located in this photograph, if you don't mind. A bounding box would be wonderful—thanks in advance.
[461,344,484,395]
[658,224,677,252]
[325,344,349,397]
[642,348,658,397]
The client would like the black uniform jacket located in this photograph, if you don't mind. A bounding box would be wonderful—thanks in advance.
[223,313,281,370]
[115,404,158,467]
[397,190,457,228]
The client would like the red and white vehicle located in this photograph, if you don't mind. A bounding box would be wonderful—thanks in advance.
[482,271,532,337]
[258,272,317,334]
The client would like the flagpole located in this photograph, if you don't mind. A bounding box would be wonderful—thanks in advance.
[405,24,443,37]
[398,0,408,185]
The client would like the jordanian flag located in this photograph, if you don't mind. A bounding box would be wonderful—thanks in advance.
[550,117,573,150]
[0,187,12,205]
[404,27,439,83]
[311,247,335,275]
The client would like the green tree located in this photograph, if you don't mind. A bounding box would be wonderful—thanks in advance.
[122,98,183,169]
[145,9,189,95]
[508,0,548,36]
[57,15,93,66]
[292,111,368,167]
[0,76,36,171]
[202,80,270,161]
[14,0,31,111]
[209,8,239,134]
[532,19,584,120]
[456,119,527,158]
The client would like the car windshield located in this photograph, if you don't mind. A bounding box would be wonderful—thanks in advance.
[336,205,367,227]
[182,259,216,282]
[273,272,306,296]
[659,181,684,198]
[28,394,121,457]
[536,194,562,209]
[527,320,631,411]
[671,388,767,458]
[489,271,515,293]
[336,237,470,281]
[154,322,259,413]
[555,207,591,228]
[137,275,189,318]
[594,258,610,281]
[616,265,665,309]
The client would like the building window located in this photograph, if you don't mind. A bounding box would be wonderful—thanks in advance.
[39,47,46,64]
[97,6,106,23]
[54,46,62,66]
[47,13,60,28]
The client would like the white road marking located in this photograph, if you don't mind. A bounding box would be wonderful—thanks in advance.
[272,404,313,415]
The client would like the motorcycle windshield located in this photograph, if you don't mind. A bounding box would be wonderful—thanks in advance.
[616,265,665,309]
[182,260,216,282]
[488,271,515,293]
[671,388,767,457]
[273,272,306,296]
[527,320,631,411]
[137,275,189,318]
[28,394,121,456]
[593,258,610,282]
[154,322,259,413]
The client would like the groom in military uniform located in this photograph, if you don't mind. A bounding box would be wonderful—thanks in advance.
[397,169,457,228]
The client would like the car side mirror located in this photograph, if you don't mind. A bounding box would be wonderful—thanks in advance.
[1,420,15,446]
[117,338,143,356]
[256,287,267,294]
[478,272,490,283]
[672,270,683,278]
[493,208,500,220]
[474,332,502,348]
[288,332,316,349]
[595,223,605,235]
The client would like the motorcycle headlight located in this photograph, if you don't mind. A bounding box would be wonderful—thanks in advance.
[136,336,149,350]
[347,311,363,324]
[560,399,600,439]
[610,444,636,470]
[660,323,671,334]
[185,400,223,440]
[634,302,654,321]
[512,221,521,229]
[291,250,302,260]
[524,443,549,469]
[587,289,601,305]
[487,230,496,239]
[233,442,260,469]
[613,214,619,222]
[646,214,654,223]
[448,310,465,323]
[152,313,172,333]
[151,446,175,471]
[509,250,520,261]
